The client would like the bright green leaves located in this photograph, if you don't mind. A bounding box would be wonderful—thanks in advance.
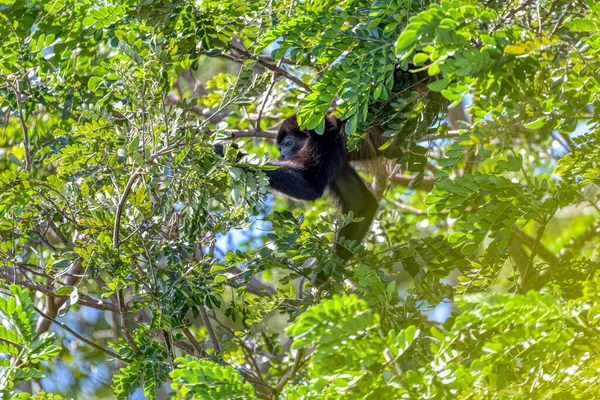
[556,127,600,187]
[367,0,410,37]
[396,28,418,53]
[565,17,600,32]
[0,286,61,391]
[83,5,126,29]
[254,15,313,56]
[428,173,526,256]
[299,45,395,135]
[0,285,37,343]
[87,76,103,92]
[112,334,170,399]
[170,357,256,400]
[427,78,448,92]
[285,295,419,398]
[286,294,375,350]
[2,0,600,398]
[254,10,350,64]
[368,288,600,398]
[503,44,527,55]
[421,291,600,397]
[412,52,428,66]
[524,116,547,130]
[395,1,499,102]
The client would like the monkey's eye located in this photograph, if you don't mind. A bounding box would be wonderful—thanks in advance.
[283,139,293,148]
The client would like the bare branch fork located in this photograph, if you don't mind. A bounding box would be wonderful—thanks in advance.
[1,73,32,171]
[1,273,119,313]
[110,141,186,352]
[219,45,311,92]
[273,348,305,398]
[33,305,126,361]
[199,306,221,353]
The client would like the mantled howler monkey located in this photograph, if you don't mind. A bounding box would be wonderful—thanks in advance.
[216,64,452,260]
[267,115,381,260]
[216,115,387,260]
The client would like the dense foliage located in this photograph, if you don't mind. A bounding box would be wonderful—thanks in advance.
[1,0,599,398]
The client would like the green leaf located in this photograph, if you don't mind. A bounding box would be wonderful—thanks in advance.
[413,53,429,66]
[345,114,358,135]
[427,78,449,92]
[367,18,382,29]
[503,45,526,55]
[170,356,257,399]
[396,29,418,52]
[87,76,103,92]
[524,116,546,129]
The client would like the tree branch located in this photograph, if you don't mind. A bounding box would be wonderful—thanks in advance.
[37,258,84,335]
[389,174,435,192]
[273,348,305,398]
[112,140,185,248]
[1,73,31,171]
[371,165,388,201]
[182,327,210,358]
[226,129,278,140]
[417,132,461,142]
[511,226,558,291]
[113,169,143,248]
[209,313,265,383]
[224,46,311,91]
[116,288,139,353]
[199,306,221,353]
[1,273,119,313]
[33,305,126,361]
[385,198,428,215]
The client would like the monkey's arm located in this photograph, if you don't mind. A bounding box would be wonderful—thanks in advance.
[329,165,378,260]
[214,143,328,201]
[214,142,240,157]
[265,167,327,201]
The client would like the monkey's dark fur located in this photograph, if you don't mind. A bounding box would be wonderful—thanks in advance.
[216,63,446,260]
[265,115,382,260]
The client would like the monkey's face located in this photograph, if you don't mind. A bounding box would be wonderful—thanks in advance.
[277,133,306,161]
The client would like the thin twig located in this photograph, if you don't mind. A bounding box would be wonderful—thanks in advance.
[490,0,535,33]
[512,226,558,264]
[227,46,311,91]
[113,169,143,248]
[226,129,278,140]
[257,55,297,65]
[115,223,144,248]
[550,4,569,37]
[389,174,435,192]
[384,198,428,215]
[209,313,265,383]
[33,305,126,361]
[1,74,31,171]
[182,327,210,358]
[1,274,119,312]
[417,132,461,142]
[273,348,305,398]
[116,288,139,353]
[112,140,186,248]
[256,59,283,131]
[36,259,84,335]
[512,226,559,292]
[199,306,221,353]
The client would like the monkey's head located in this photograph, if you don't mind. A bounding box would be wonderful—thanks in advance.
[276,117,307,162]
[276,115,342,162]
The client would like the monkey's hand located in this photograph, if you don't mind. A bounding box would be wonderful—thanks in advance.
[214,142,239,157]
